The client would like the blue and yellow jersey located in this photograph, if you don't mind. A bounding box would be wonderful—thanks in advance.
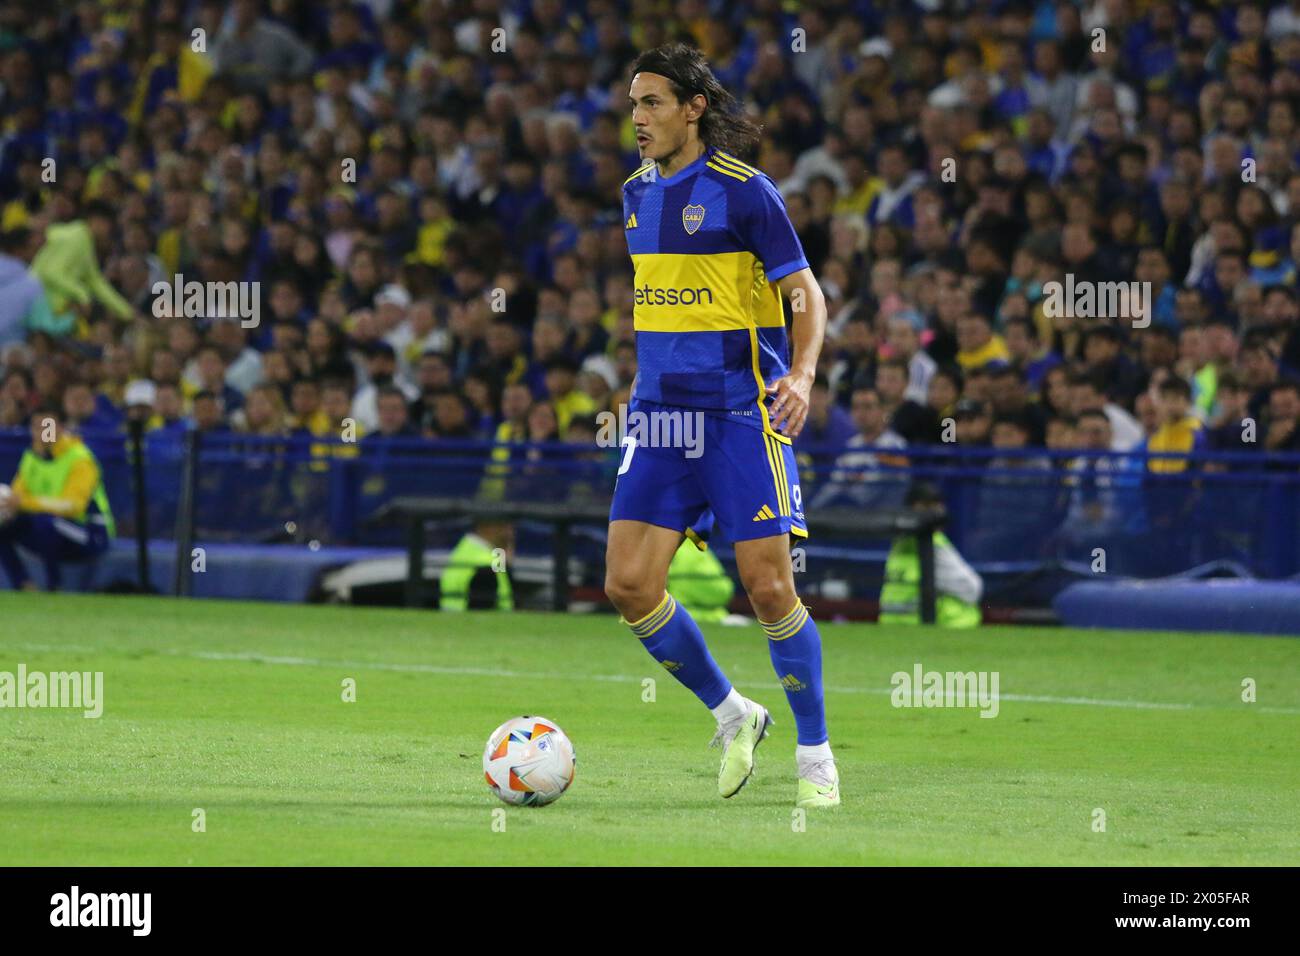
[623,146,808,424]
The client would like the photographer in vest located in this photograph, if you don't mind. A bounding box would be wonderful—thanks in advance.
[878,481,982,628]
[439,520,515,612]
[0,407,115,591]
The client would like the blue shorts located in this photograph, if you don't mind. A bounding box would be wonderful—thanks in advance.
[609,399,807,544]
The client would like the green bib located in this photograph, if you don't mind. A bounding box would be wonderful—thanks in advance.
[17,439,115,537]
[878,532,979,628]
[440,534,513,611]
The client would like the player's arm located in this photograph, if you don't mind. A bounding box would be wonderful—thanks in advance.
[16,459,98,518]
[768,268,827,438]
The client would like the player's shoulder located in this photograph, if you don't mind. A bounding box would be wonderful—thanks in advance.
[623,162,656,190]
[702,149,764,184]
[703,150,783,202]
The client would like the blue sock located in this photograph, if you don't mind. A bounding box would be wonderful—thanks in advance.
[761,602,828,745]
[626,594,731,709]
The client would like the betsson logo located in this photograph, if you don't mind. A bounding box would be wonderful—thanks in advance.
[633,285,715,306]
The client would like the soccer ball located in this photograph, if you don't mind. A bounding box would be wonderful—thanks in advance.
[482,715,576,807]
[0,483,14,522]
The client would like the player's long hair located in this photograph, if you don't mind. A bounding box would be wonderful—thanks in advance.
[631,43,763,162]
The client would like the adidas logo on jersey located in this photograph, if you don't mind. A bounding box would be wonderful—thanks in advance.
[626,213,637,229]
[752,504,776,521]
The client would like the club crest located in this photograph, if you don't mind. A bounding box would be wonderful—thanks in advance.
[682,204,706,235]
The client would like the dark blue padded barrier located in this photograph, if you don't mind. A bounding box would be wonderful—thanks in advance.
[1053,578,1300,636]
[0,539,397,602]
[4,428,1300,609]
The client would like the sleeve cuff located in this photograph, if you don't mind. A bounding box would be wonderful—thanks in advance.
[766,258,809,283]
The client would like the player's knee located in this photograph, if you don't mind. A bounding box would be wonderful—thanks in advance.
[604,569,658,620]
[744,575,795,622]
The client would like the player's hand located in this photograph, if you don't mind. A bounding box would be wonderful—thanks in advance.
[766,368,814,439]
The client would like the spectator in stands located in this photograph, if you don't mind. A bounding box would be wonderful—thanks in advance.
[191,390,229,436]
[794,374,855,462]
[193,344,245,414]
[1264,380,1300,454]
[0,226,53,347]
[1240,335,1287,423]
[1134,389,1161,439]
[211,0,314,94]
[288,378,327,435]
[542,356,595,436]
[367,385,419,442]
[955,313,1010,371]
[426,388,475,441]
[884,312,936,405]
[0,407,114,591]
[962,365,995,407]
[953,398,993,449]
[1056,408,1146,561]
[1083,326,1143,407]
[988,365,1049,445]
[875,357,934,445]
[1040,364,1072,419]
[1068,370,1144,450]
[122,379,156,428]
[867,143,925,230]
[827,308,877,408]
[150,382,188,438]
[1002,316,1060,392]
[30,201,134,337]
[207,319,263,396]
[811,386,907,509]
[1045,415,1078,456]
[1137,327,1180,397]
[352,341,418,433]
[926,365,963,434]
[1145,376,1205,473]
[311,379,362,462]
[1206,373,1261,457]
[232,382,287,441]
[970,412,1056,561]
[62,379,120,433]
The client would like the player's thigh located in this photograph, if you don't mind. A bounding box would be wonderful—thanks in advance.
[604,519,685,614]
[607,430,705,587]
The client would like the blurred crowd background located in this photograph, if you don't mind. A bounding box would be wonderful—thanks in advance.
[2,0,1300,512]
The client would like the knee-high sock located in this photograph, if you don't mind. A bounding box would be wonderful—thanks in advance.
[761,602,828,745]
[626,594,731,709]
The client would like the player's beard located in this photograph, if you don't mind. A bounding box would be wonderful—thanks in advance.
[652,134,704,173]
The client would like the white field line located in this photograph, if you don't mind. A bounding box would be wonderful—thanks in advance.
[5,641,1299,715]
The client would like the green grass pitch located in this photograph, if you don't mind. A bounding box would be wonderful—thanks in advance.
[1,592,1297,866]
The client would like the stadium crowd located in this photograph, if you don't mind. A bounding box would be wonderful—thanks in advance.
[2,0,1300,522]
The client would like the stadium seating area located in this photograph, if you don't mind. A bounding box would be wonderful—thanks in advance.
[3,1,1300,610]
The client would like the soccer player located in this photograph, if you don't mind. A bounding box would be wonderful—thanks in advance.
[605,44,838,808]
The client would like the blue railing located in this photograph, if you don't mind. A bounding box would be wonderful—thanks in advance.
[3,428,1299,580]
